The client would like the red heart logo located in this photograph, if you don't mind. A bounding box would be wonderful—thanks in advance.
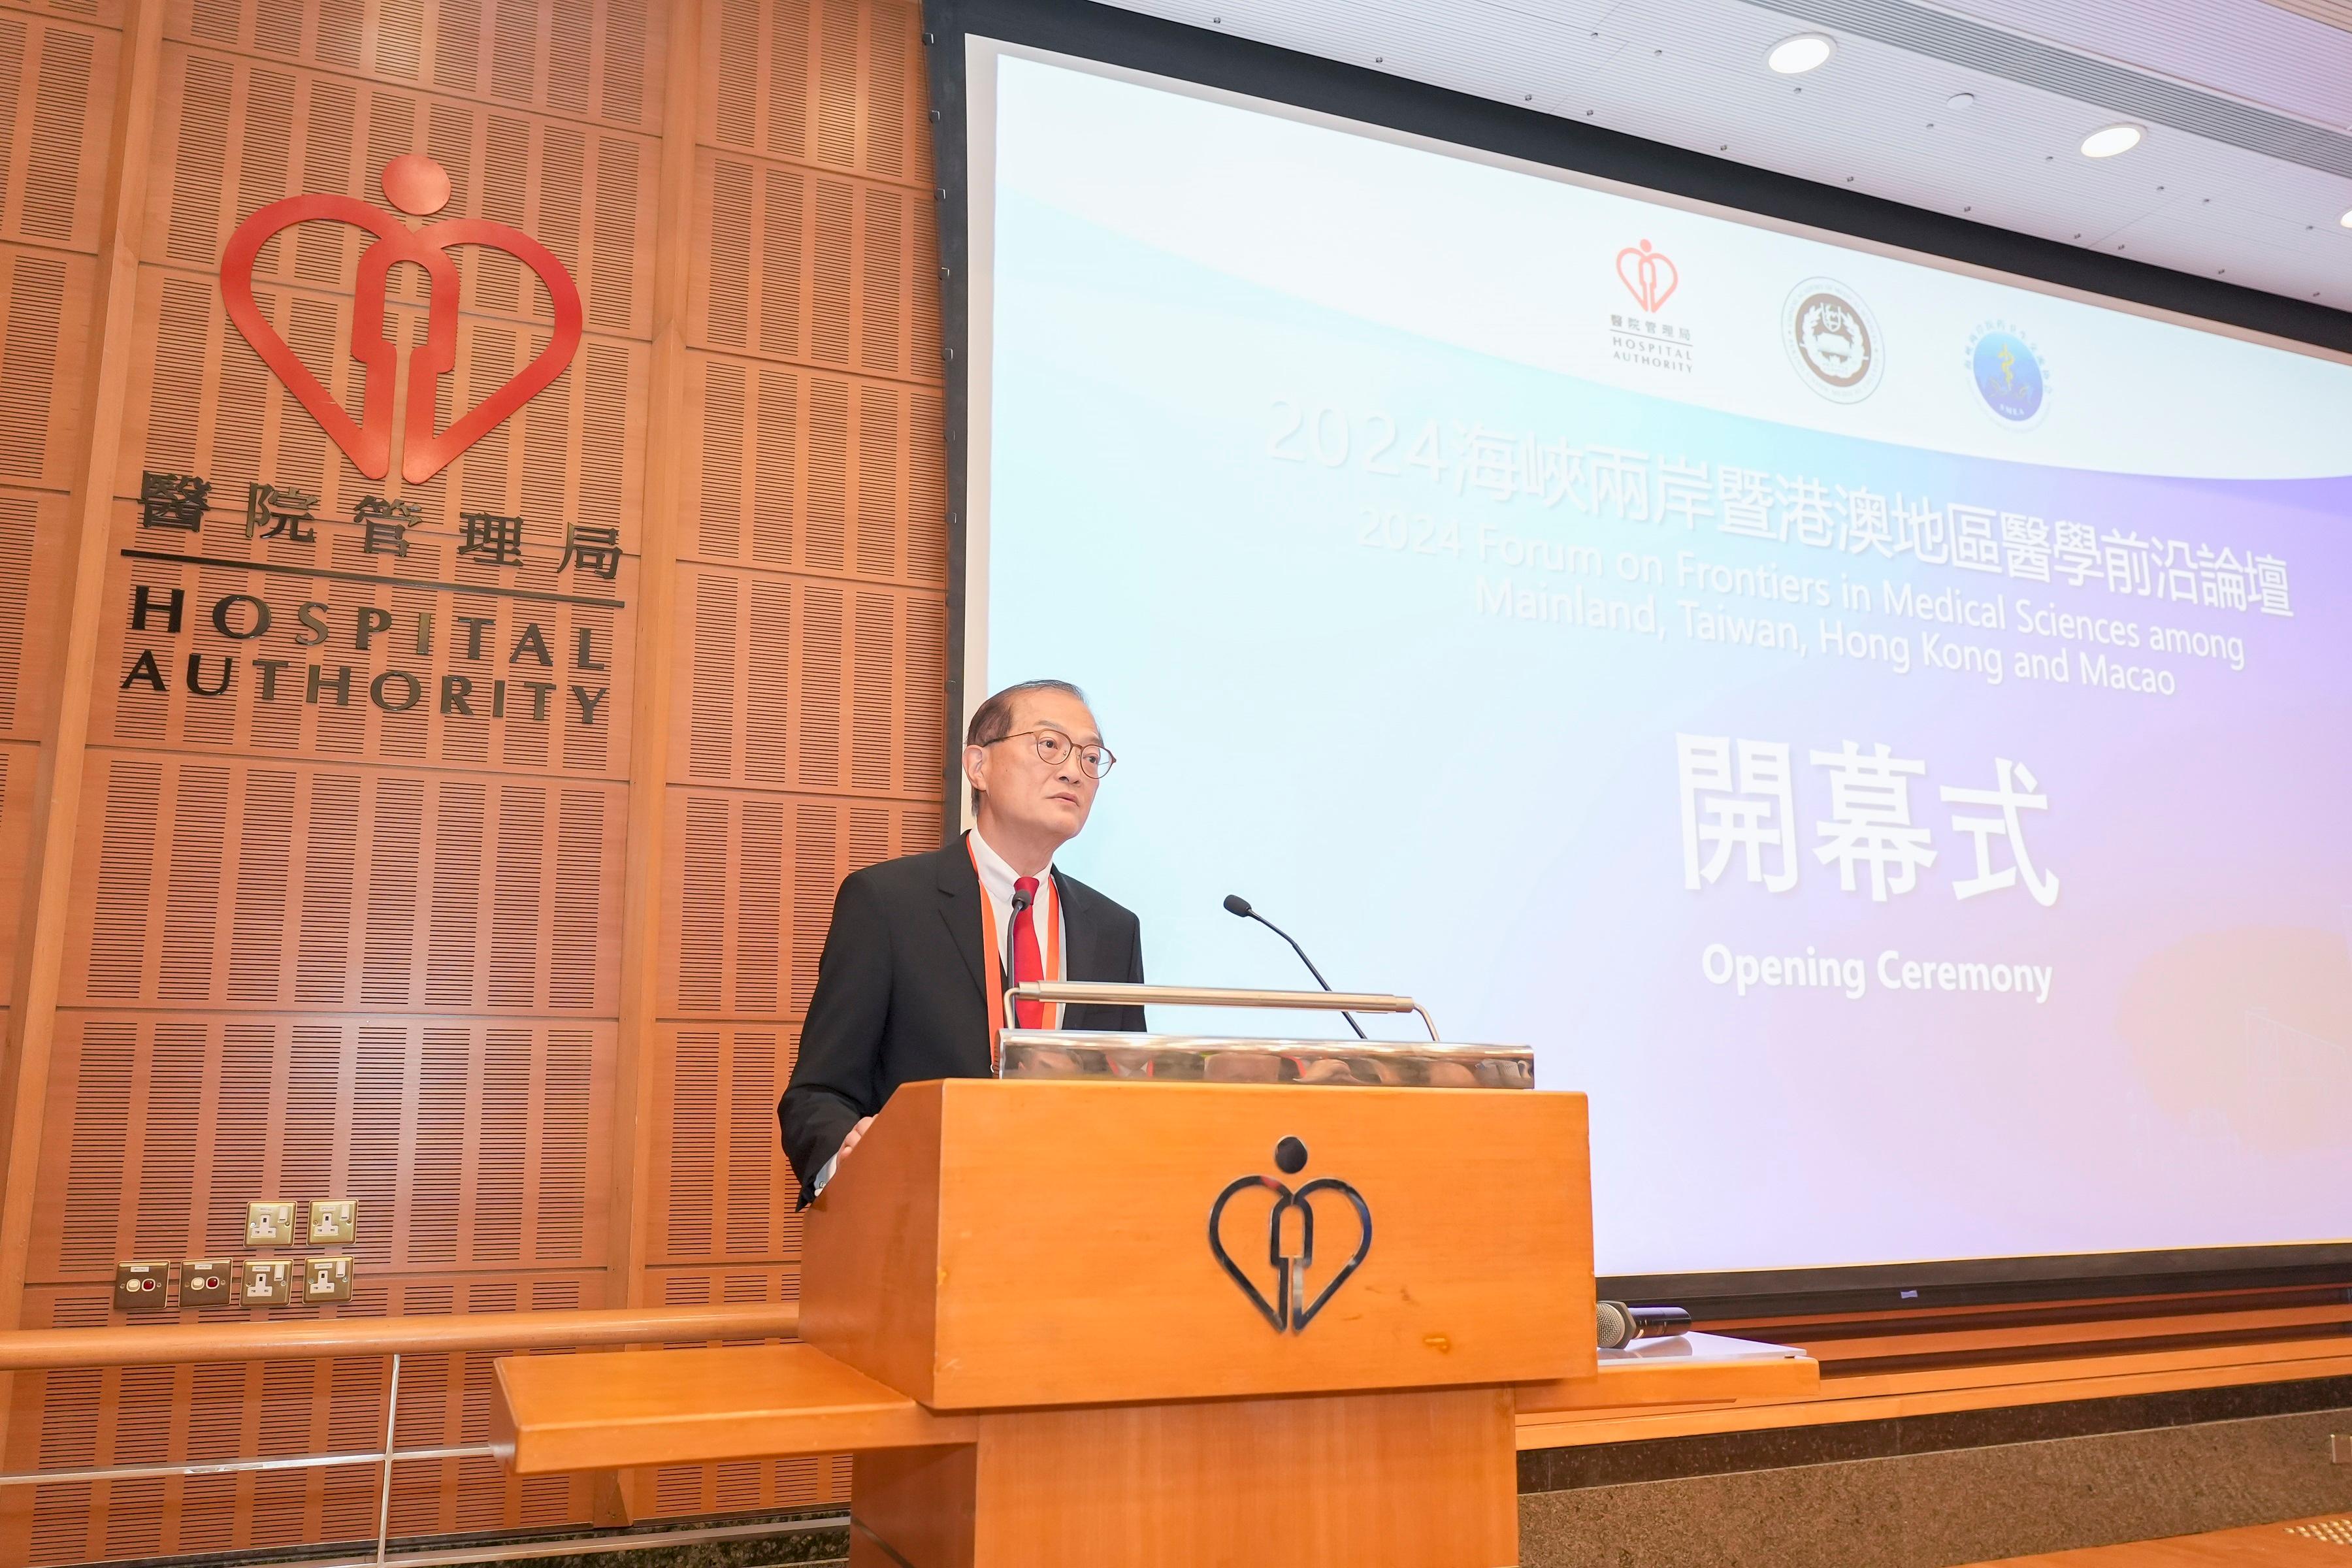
[220,161,583,485]
[1616,239,1679,314]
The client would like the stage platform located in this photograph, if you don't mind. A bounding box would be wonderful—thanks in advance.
[1974,1514,2352,1565]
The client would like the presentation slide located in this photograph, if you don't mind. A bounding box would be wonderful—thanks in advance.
[968,44,2352,1279]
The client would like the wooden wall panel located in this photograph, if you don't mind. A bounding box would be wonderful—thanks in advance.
[120,272,649,561]
[0,0,125,31]
[59,753,625,1012]
[0,11,114,251]
[659,792,938,1018]
[0,0,945,1553]
[685,350,947,585]
[0,741,35,1007]
[27,1013,613,1279]
[647,1026,802,1262]
[142,42,659,338]
[625,0,939,1523]
[668,564,946,798]
[0,244,97,494]
[0,487,70,743]
[5,1275,602,1565]
[689,151,939,386]
[165,0,662,134]
[698,0,928,187]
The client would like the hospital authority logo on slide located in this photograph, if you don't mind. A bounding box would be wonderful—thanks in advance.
[1609,239,1695,374]
[1782,278,1884,403]
[1964,319,2051,429]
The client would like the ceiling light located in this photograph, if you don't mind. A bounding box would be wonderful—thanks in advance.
[1766,33,1835,74]
[1946,91,1976,110]
[2080,123,2143,158]
[2340,208,2352,227]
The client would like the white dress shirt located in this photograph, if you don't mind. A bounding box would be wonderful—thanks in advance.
[967,826,1066,987]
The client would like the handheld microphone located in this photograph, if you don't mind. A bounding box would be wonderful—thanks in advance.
[1595,1301,1693,1349]
[1221,895,1367,1039]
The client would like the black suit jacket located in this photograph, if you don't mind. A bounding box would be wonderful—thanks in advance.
[778,836,1145,1203]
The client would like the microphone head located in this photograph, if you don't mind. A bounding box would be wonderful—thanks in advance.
[1222,894,1253,918]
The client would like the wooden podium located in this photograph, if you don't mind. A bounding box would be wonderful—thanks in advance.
[497,1075,1595,1567]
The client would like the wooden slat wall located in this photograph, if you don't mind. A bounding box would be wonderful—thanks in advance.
[639,0,938,1517]
[0,0,943,1557]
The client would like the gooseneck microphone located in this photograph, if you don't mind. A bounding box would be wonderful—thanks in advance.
[1222,894,1368,1039]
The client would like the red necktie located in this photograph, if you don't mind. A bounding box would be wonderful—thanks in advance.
[1011,875,1043,1029]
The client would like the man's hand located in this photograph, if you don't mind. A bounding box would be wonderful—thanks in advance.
[836,1115,875,1167]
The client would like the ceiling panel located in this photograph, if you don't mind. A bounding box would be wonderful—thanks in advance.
[1085,0,2352,310]
[1934,0,2352,128]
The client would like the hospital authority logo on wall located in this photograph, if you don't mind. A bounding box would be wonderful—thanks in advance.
[1609,239,1695,374]
[104,155,619,729]
[1963,319,2051,429]
[221,154,585,482]
[1782,278,1884,403]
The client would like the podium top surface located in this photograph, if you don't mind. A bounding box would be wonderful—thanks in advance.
[1000,1031,1534,1090]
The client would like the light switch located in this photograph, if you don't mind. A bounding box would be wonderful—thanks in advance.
[307,1200,355,1245]
[246,1201,295,1247]
[114,1261,172,1312]
[179,1260,234,1307]
[240,1259,292,1307]
[301,1256,352,1303]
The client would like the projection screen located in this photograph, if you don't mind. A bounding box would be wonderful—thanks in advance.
[958,39,2352,1287]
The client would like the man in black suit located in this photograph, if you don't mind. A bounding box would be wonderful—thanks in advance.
[779,679,1145,1203]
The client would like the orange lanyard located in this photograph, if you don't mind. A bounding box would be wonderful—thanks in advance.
[970,836,1062,1068]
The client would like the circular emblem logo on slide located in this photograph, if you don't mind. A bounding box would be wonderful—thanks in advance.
[1782,278,1884,402]
[1965,321,2050,428]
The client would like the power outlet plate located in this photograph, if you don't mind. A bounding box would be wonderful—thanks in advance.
[179,1260,234,1307]
[2332,1433,2349,1464]
[240,1259,292,1307]
[246,1201,295,1248]
[307,1200,355,1245]
[301,1256,352,1303]
[113,1261,172,1312]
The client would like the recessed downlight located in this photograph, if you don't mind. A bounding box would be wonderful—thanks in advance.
[1946,91,1976,110]
[1767,33,1835,74]
[2080,123,2144,158]
[2340,207,2352,227]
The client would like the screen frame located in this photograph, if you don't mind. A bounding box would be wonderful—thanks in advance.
[919,0,2352,1313]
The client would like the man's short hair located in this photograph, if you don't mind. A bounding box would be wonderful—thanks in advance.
[965,679,1088,812]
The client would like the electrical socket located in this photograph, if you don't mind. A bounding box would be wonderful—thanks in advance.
[2332,1433,2349,1464]
[301,1256,352,1303]
[307,1200,355,1245]
[240,1259,292,1307]
[113,1261,171,1312]
[179,1260,233,1307]
[246,1201,295,1247]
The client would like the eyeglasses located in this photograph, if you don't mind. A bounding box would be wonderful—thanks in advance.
[988,728,1118,779]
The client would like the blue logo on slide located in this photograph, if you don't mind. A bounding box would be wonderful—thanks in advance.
[1966,323,2049,427]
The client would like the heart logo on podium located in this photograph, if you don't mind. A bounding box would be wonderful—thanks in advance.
[1207,1137,1373,1334]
